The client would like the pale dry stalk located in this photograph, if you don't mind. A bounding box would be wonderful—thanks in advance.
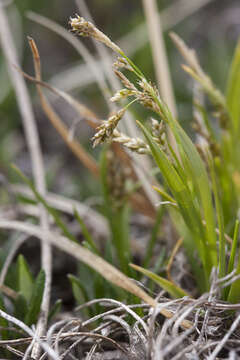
[0,5,52,359]
[142,0,179,156]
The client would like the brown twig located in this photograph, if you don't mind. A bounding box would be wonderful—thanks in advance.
[0,284,18,300]
[28,37,99,178]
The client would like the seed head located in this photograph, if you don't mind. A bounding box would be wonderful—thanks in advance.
[70,15,121,54]
[112,130,150,155]
[92,109,126,147]
[113,57,133,71]
[114,70,137,91]
[110,89,134,102]
[151,118,167,150]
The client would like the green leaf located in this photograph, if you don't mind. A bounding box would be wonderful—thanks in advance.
[226,40,240,134]
[130,264,189,298]
[25,270,45,326]
[171,122,218,268]
[137,121,209,278]
[100,147,131,275]
[227,245,240,303]
[153,186,176,205]
[14,293,28,321]
[208,155,225,279]
[225,219,239,299]
[48,299,62,323]
[68,274,89,305]
[68,274,92,318]
[17,255,33,303]
[228,220,240,275]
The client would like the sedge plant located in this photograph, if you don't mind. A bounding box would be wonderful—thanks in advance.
[70,15,240,302]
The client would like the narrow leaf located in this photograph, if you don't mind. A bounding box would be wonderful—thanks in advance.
[100,148,131,275]
[228,247,240,304]
[17,255,33,303]
[228,220,240,275]
[68,274,89,305]
[138,121,209,276]
[25,270,45,326]
[172,122,218,266]
[208,155,225,279]
[131,264,189,298]
[226,40,240,133]
[14,293,28,321]
[48,299,62,322]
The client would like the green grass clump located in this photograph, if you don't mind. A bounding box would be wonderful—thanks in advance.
[3,18,240,336]
[70,15,240,303]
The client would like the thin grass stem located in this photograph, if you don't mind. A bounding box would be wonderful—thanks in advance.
[228,219,240,275]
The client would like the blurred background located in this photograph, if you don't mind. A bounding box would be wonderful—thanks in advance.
[0,0,240,200]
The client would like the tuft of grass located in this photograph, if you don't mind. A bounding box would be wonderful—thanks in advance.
[70,15,240,302]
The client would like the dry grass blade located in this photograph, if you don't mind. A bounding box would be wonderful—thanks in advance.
[170,32,226,111]
[142,0,177,118]
[11,183,109,238]
[0,309,59,359]
[0,233,27,286]
[169,32,205,77]
[0,220,193,329]
[0,6,52,358]
[208,313,240,360]
[0,284,18,300]
[79,298,149,334]
[28,37,99,178]
[142,0,179,158]
[17,64,100,129]
[0,331,127,352]
[59,332,127,359]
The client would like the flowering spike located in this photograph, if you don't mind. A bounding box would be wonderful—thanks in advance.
[70,15,122,54]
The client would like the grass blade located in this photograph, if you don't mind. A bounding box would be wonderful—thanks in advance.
[100,148,131,275]
[130,263,189,298]
[48,299,62,322]
[25,270,45,326]
[137,120,210,281]
[226,40,240,134]
[208,155,226,279]
[228,220,240,275]
[171,121,218,267]
[17,255,33,303]
[227,248,240,304]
